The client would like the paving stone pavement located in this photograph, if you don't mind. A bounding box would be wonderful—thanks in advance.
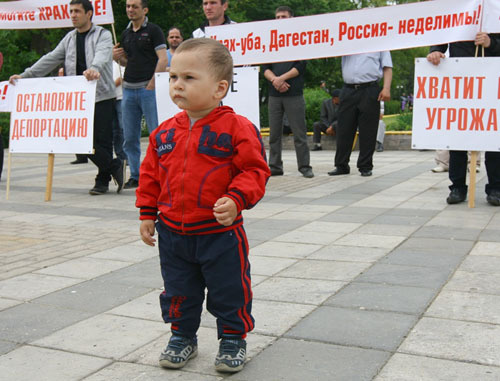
[1,145,500,380]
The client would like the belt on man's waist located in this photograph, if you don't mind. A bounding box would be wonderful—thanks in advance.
[344,81,378,89]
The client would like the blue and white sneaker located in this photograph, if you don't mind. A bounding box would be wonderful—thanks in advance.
[214,337,247,373]
[159,334,198,369]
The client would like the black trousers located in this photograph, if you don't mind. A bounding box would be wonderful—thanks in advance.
[449,150,500,195]
[87,98,121,185]
[334,84,380,171]
[313,121,328,144]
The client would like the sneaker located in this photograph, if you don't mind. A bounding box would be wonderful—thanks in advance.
[311,145,322,151]
[376,142,384,152]
[112,160,124,194]
[124,177,139,189]
[89,184,108,195]
[432,166,448,173]
[487,190,500,206]
[446,188,466,204]
[159,335,198,369]
[214,337,246,373]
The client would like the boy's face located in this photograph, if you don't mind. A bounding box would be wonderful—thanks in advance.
[169,50,228,119]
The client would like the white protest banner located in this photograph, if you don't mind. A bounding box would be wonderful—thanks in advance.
[9,76,96,154]
[0,81,15,112]
[0,0,113,29]
[206,0,483,66]
[412,57,500,152]
[155,66,261,129]
[483,0,500,33]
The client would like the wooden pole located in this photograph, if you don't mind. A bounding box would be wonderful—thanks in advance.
[468,151,478,208]
[5,151,11,200]
[45,153,55,202]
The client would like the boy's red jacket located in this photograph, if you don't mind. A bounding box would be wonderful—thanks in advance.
[136,106,270,235]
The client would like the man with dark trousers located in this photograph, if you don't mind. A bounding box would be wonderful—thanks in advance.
[311,89,340,151]
[329,51,392,177]
[262,6,314,179]
[10,0,124,195]
[427,32,500,206]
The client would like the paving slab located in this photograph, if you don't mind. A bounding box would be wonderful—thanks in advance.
[356,263,453,289]
[334,233,406,250]
[0,302,94,344]
[82,362,223,381]
[425,290,500,324]
[459,255,500,274]
[250,241,322,259]
[286,306,417,351]
[325,282,435,314]
[413,226,483,241]
[278,259,371,281]
[250,256,298,276]
[32,277,152,314]
[380,249,466,269]
[88,243,158,262]
[376,353,500,381]
[0,273,83,301]
[443,270,500,295]
[308,245,389,262]
[33,313,166,360]
[272,230,343,245]
[253,277,345,305]
[229,338,390,381]
[396,237,475,255]
[34,257,133,279]
[0,346,111,381]
[400,317,500,366]
[0,297,22,311]
[0,340,18,356]
[106,290,163,322]
[469,241,500,257]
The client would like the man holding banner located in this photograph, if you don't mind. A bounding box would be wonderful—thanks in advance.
[9,0,124,195]
[427,32,500,206]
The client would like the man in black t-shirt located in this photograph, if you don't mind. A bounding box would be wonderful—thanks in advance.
[113,0,167,189]
[262,6,313,179]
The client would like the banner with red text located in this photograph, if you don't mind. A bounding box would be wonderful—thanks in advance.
[9,76,96,154]
[483,0,500,33]
[412,57,500,152]
[155,67,261,129]
[0,81,15,112]
[206,0,484,66]
[0,0,113,29]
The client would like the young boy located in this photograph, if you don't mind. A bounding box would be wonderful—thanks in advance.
[136,38,270,373]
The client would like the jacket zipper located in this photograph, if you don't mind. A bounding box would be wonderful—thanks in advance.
[180,123,194,233]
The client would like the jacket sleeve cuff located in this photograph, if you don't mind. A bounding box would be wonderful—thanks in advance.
[139,206,158,221]
[224,190,247,213]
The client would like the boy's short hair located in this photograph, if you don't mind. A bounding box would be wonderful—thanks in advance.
[70,0,93,14]
[275,5,293,17]
[175,38,233,86]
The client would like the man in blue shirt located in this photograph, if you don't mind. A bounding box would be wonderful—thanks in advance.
[329,52,392,177]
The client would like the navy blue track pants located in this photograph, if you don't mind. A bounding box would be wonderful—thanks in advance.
[157,222,254,339]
